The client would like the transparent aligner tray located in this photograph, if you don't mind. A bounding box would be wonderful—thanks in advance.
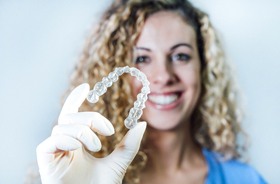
[87,66,150,129]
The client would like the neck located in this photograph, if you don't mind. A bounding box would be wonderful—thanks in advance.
[143,122,202,174]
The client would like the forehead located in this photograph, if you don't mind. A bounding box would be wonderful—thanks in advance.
[136,11,197,49]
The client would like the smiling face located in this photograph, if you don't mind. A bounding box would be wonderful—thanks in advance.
[132,11,201,130]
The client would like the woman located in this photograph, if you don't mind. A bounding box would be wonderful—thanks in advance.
[36,0,266,183]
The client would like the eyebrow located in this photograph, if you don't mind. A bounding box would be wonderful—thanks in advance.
[134,47,151,52]
[134,43,193,52]
[170,43,193,51]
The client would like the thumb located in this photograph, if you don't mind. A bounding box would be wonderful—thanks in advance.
[117,121,146,155]
[107,121,146,170]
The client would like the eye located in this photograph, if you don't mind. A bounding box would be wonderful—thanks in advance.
[171,53,191,63]
[134,56,151,64]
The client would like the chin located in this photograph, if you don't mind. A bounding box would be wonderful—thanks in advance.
[144,117,184,131]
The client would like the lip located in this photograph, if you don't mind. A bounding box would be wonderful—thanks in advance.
[147,91,184,110]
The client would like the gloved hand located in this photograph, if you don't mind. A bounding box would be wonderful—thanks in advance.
[36,83,146,184]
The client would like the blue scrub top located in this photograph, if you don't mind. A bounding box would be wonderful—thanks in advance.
[203,149,267,184]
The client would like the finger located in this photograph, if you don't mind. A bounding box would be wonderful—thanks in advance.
[58,112,114,136]
[36,135,82,166]
[108,121,146,168]
[52,124,102,152]
[59,83,90,120]
[37,135,82,154]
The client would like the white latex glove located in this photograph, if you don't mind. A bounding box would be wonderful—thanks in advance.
[36,83,146,184]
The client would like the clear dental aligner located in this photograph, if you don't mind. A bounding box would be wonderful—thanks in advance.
[87,66,150,129]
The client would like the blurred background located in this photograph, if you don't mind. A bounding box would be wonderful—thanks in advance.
[0,0,279,183]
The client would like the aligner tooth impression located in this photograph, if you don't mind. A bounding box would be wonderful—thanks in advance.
[87,66,150,129]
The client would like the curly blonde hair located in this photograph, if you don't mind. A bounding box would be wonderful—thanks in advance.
[67,0,246,183]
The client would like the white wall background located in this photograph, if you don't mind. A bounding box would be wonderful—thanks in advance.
[0,0,279,183]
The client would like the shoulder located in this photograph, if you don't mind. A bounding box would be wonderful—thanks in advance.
[203,149,267,184]
[221,159,266,183]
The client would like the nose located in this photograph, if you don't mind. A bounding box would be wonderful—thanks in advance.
[149,62,177,86]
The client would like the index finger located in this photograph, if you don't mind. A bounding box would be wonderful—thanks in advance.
[58,83,90,122]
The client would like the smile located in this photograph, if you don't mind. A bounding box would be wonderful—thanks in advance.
[148,92,182,105]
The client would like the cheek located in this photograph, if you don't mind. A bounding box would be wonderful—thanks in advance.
[131,77,143,98]
[190,72,201,104]
[131,66,152,97]
[135,65,153,81]
[191,73,201,89]
[179,68,201,102]
[190,73,201,95]
[180,67,200,86]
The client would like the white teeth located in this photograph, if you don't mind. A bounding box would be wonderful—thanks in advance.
[149,94,178,105]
